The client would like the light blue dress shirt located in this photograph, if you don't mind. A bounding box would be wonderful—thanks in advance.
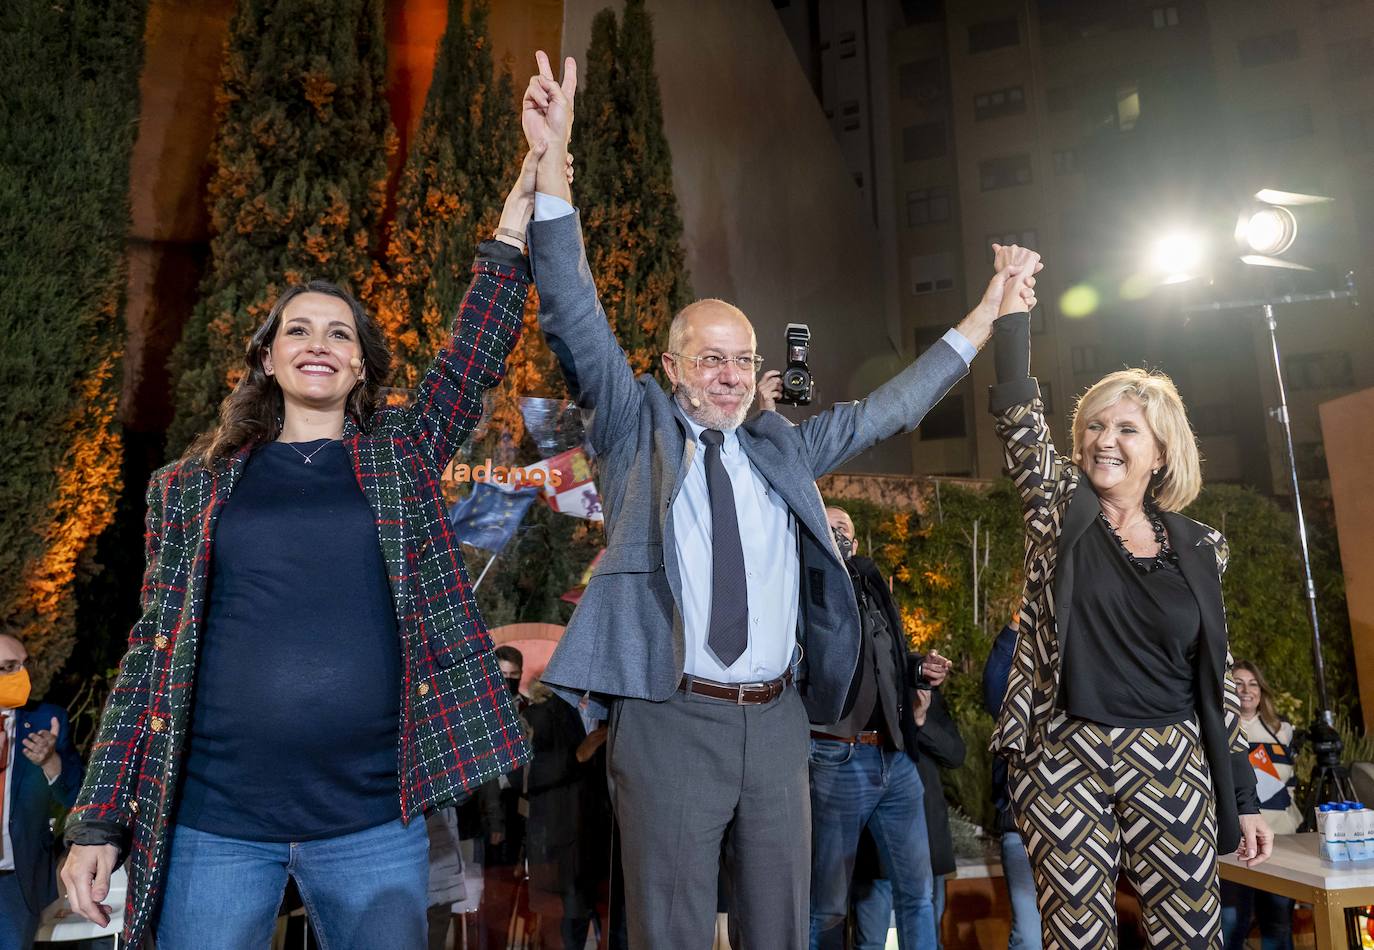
[531,192,977,683]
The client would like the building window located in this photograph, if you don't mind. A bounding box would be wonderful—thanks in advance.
[906,187,952,227]
[899,57,945,102]
[968,16,1020,54]
[985,230,1040,261]
[1237,30,1301,68]
[1053,149,1077,174]
[979,153,1033,191]
[974,85,1027,121]
[1247,105,1314,141]
[1285,351,1354,390]
[1294,442,1330,480]
[1340,110,1374,152]
[839,30,858,60]
[919,393,967,439]
[902,121,947,162]
[853,172,864,188]
[1152,6,1180,29]
[1039,382,1055,418]
[911,253,956,296]
[1192,404,1236,435]
[1029,309,1047,334]
[841,100,861,132]
[1071,345,1106,374]
[1329,38,1374,80]
[1116,83,1140,131]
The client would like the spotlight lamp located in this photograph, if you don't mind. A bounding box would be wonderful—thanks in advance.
[1235,188,1332,270]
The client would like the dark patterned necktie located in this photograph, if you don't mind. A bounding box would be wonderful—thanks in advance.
[700,429,749,667]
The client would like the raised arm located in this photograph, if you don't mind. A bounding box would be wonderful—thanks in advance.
[523,53,645,454]
[986,245,1072,544]
[399,149,541,468]
[797,262,1034,476]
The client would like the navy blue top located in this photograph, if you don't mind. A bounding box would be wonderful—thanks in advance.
[176,439,403,841]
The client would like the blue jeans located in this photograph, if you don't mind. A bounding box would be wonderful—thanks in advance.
[1220,879,1295,950]
[1001,832,1042,950]
[808,740,936,950]
[155,817,428,949]
[853,873,947,950]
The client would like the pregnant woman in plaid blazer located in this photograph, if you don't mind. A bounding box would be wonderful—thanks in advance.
[58,147,551,949]
[987,245,1273,949]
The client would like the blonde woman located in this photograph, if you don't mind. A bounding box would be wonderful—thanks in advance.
[1221,660,1300,950]
[988,245,1272,948]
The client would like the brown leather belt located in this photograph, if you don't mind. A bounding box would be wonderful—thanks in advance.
[679,668,793,705]
[810,730,884,747]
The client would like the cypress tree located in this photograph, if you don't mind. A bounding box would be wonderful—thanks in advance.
[0,0,149,690]
[374,0,521,390]
[572,0,692,377]
[166,0,395,454]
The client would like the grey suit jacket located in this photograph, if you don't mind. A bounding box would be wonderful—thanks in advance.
[528,212,968,723]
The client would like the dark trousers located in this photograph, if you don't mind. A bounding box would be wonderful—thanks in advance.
[0,871,39,950]
[608,685,810,948]
[1220,879,1295,950]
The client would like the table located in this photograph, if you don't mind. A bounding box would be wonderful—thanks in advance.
[1220,832,1374,950]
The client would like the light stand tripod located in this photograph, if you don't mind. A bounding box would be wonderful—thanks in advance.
[1184,279,1358,824]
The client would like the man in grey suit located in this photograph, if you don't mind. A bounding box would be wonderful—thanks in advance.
[519,53,1036,947]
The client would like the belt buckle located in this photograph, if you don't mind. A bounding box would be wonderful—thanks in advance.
[736,681,765,704]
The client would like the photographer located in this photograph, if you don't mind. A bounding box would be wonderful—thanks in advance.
[806,506,952,949]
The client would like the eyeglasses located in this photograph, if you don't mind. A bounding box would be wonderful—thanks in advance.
[669,353,765,373]
[0,659,27,675]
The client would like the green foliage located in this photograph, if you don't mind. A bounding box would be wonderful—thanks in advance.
[571,0,692,377]
[828,479,1357,835]
[1186,483,1354,726]
[166,0,395,454]
[0,0,148,690]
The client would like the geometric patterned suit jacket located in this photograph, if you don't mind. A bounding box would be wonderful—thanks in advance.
[986,367,1257,856]
[65,245,533,944]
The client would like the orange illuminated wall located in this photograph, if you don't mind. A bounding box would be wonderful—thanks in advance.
[1320,387,1374,732]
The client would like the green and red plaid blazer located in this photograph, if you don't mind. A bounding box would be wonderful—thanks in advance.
[66,244,532,944]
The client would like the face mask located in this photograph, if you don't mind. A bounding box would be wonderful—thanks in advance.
[0,667,31,708]
[505,676,522,696]
[831,527,854,560]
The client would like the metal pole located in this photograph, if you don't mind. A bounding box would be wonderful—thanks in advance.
[472,551,500,592]
[1260,304,1333,723]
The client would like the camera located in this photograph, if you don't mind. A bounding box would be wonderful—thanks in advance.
[778,323,814,406]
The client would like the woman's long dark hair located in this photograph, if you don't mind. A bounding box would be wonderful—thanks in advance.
[185,280,393,465]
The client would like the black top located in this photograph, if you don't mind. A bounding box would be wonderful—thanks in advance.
[177,439,403,841]
[1062,518,1201,727]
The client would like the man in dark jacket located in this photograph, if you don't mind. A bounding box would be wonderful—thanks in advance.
[808,507,952,949]
[2,633,85,950]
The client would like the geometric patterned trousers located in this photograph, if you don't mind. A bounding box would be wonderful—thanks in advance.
[1009,713,1222,949]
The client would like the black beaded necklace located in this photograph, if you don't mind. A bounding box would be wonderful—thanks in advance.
[1098,505,1175,573]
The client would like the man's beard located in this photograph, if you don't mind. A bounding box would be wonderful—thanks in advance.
[675,379,754,431]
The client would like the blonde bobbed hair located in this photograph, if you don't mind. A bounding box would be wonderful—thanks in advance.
[1070,368,1202,512]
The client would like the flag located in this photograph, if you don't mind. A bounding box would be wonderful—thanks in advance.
[527,445,603,521]
[447,481,540,553]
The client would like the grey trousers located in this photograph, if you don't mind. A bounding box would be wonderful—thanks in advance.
[607,684,810,949]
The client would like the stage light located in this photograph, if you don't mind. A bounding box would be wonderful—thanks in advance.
[1235,188,1332,270]
[1238,206,1297,256]
[1148,230,1207,283]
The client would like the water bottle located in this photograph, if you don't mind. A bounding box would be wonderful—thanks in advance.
[1320,804,1349,862]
